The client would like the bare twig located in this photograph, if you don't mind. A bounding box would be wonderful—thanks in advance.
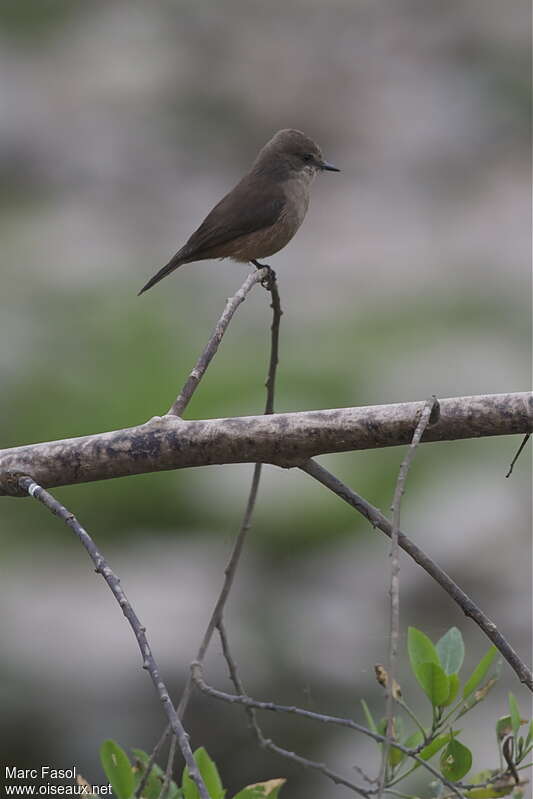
[168,268,269,416]
[177,272,281,718]
[216,621,373,796]
[157,271,282,783]
[18,477,210,799]
[190,661,464,799]
[217,620,258,730]
[1,392,529,496]
[300,460,533,691]
[378,397,439,797]
[175,462,263,718]
[143,270,276,792]
[458,769,529,792]
[134,726,169,799]
[161,736,178,799]
[505,433,530,478]
[255,736,370,795]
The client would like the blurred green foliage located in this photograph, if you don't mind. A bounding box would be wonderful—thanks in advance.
[0,0,86,40]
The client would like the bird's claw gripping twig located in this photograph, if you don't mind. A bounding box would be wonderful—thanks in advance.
[252,260,277,291]
[261,268,277,291]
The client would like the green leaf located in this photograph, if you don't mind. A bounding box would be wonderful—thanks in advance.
[131,748,161,778]
[182,748,224,799]
[131,749,161,782]
[464,770,515,798]
[460,679,498,719]
[378,716,403,763]
[138,771,166,799]
[361,699,378,735]
[417,662,450,706]
[388,742,404,768]
[131,748,151,765]
[408,628,447,703]
[404,731,424,750]
[100,740,135,799]
[420,734,452,760]
[410,732,455,772]
[131,748,180,799]
[440,673,460,707]
[436,628,465,674]
[394,716,404,742]
[196,748,224,799]
[496,715,513,741]
[232,779,286,799]
[463,648,497,699]
[525,720,533,748]
[408,627,440,673]
[391,730,423,767]
[440,737,472,781]
[508,693,521,737]
[388,749,403,768]
[182,765,200,799]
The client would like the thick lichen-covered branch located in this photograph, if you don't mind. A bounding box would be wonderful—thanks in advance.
[0,392,530,496]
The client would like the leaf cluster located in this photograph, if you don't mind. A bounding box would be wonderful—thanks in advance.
[97,743,285,799]
[362,627,531,798]
[90,628,531,799]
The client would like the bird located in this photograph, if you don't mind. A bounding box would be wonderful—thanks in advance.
[138,128,339,294]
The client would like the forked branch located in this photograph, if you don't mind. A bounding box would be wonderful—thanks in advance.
[169,267,270,416]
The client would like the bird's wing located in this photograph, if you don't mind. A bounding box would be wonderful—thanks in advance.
[179,173,285,260]
[138,174,285,294]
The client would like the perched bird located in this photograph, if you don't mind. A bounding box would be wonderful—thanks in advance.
[138,128,339,294]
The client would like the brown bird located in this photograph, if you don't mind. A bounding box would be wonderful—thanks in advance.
[138,129,339,294]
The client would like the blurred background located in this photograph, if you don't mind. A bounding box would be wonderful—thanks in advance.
[0,1,531,796]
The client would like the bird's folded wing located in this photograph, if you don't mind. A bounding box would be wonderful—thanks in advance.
[179,173,286,260]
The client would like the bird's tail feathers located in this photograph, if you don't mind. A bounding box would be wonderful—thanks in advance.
[138,253,186,295]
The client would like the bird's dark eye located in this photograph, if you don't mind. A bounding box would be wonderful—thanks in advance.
[302,153,313,163]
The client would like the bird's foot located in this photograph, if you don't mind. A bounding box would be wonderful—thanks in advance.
[252,260,277,291]
[261,268,277,290]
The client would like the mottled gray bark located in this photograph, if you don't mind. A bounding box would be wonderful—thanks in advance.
[0,392,530,496]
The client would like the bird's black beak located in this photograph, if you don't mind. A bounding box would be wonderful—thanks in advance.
[318,159,340,172]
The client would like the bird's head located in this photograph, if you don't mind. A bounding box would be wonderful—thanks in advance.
[252,129,340,181]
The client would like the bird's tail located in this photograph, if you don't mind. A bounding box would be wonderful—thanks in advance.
[138,254,185,295]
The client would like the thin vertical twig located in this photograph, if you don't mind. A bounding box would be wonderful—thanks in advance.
[168,268,269,417]
[377,397,438,797]
[159,271,282,786]
[216,621,372,797]
[178,272,281,717]
[135,727,170,799]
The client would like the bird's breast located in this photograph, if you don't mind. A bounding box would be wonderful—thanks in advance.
[214,176,312,262]
[256,176,310,254]
[282,175,312,228]
[252,181,310,258]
